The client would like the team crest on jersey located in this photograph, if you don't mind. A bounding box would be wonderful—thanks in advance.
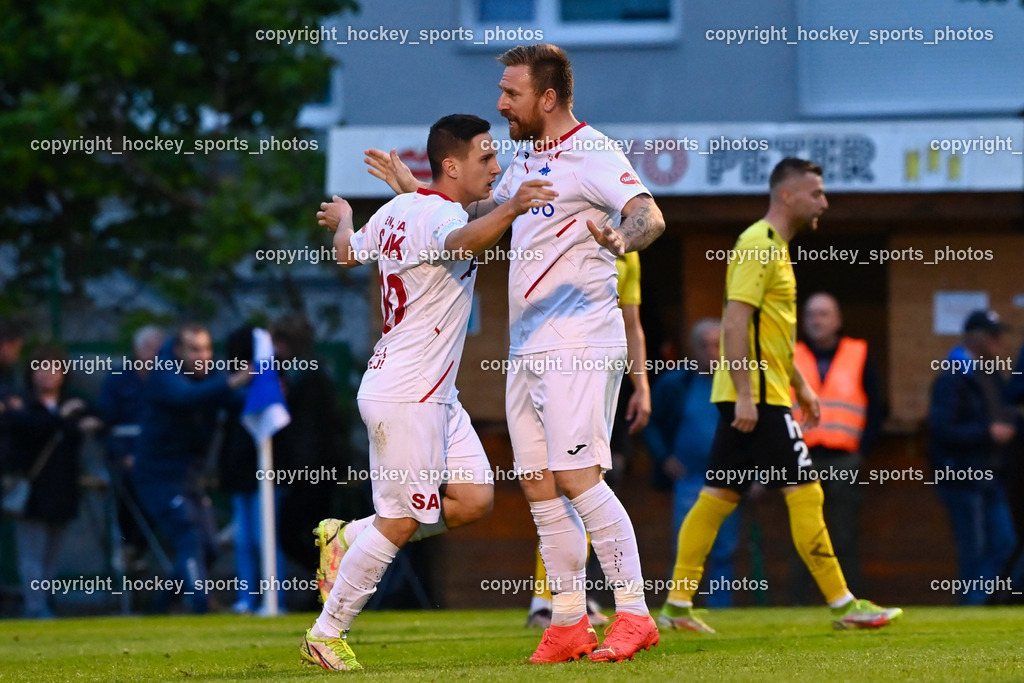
[539,162,551,176]
[619,172,640,185]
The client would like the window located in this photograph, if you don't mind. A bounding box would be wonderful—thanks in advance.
[297,65,346,130]
[462,0,680,48]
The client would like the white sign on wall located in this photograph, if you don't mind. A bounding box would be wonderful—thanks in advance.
[327,119,1024,197]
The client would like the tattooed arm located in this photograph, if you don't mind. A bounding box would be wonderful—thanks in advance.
[586,194,666,255]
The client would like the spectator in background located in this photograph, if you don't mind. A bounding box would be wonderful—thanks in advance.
[217,325,285,614]
[1001,337,1024,602]
[9,346,102,618]
[0,319,25,607]
[96,325,165,571]
[0,320,24,401]
[929,309,1017,605]
[646,318,738,608]
[133,323,250,613]
[0,319,26,479]
[269,314,344,585]
[788,293,883,602]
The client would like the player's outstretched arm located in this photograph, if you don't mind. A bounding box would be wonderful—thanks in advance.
[444,180,556,258]
[586,194,666,256]
[467,196,499,220]
[722,299,758,433]
[364,148,427,194]
[317,195,361,268]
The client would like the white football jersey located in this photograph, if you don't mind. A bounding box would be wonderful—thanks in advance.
[349,189,477,404]
[493,123,650,354]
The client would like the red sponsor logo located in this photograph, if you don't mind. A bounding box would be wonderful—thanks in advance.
[398,149,432,181]
[619,172,640,185]
[412,493,441,510]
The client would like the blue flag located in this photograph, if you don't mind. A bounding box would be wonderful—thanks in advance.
[242,328,291,443]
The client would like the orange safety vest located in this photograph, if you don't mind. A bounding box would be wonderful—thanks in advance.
[792,337,868,452]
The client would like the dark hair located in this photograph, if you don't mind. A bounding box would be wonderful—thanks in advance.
[769,157,823,191]
[0,318,24,343]
[225,326,254,365]
[427,114,491,180]
[271,314,314,358]
[24,344,69,395]
[498,43,574,109]
[175,322,209,347]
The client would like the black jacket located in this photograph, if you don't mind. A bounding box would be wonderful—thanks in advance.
[8,397,86,522]
[928,355,1012,482]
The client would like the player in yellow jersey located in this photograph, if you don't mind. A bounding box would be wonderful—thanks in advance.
[658,157,903,632]
[526,252,650,628]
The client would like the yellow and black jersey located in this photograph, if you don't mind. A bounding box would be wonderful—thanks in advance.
[711,220,797,407]
[616,252,641,308]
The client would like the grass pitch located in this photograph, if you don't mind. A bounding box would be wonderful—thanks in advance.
[1,607,1022,681]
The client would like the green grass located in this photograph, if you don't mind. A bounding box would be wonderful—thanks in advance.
[1,607,1022,681]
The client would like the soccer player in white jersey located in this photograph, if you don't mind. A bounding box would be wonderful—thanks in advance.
[365,44,666,664]
[301,114,555,672]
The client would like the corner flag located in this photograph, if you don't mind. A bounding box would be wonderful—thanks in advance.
[241,327,290,616]
[242,328,291,442]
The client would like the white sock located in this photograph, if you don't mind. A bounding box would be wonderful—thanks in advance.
[315,525,399,637]
[342,516,374,546]
[409,518,448,542]
[830,594,855,609]
[571,481,648,617]
[529,497,587,627]
[552,590,587,624]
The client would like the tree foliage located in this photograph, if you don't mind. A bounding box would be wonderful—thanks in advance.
[0,0,358,324]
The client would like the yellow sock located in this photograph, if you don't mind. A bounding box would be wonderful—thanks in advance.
[667,492,738,605]
[784,482,850,605]
[534,533,591,601]
[533,544,551,599]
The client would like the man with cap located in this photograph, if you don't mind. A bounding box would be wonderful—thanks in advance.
[928,309,1017,605]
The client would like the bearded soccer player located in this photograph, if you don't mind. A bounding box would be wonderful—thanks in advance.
[658,157,903,633]
[301,114,555,671]
[364,44,665,663]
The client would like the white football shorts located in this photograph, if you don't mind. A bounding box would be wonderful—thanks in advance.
[358,399,489,523]
[505,346,626,473]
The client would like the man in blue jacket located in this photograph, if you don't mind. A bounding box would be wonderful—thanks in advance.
[929,309,1017,605]
[645,318,739,608]
[133,323,251,613]
[97,325,165,571]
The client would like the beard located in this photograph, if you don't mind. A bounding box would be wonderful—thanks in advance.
[504,105,544,142]
[795,215,819,235]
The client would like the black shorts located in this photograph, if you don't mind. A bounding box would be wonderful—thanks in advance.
[705,402,812,493]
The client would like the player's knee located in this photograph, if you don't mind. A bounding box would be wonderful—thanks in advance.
[460,484,494,522]
[702,485,742,504]
[441,483,494,526]
[374,516,420,545]
[519,469,557,502]
[552,465,602,499]
[784,481,824,507]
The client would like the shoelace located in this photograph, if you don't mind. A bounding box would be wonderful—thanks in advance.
[603,617,640,641]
